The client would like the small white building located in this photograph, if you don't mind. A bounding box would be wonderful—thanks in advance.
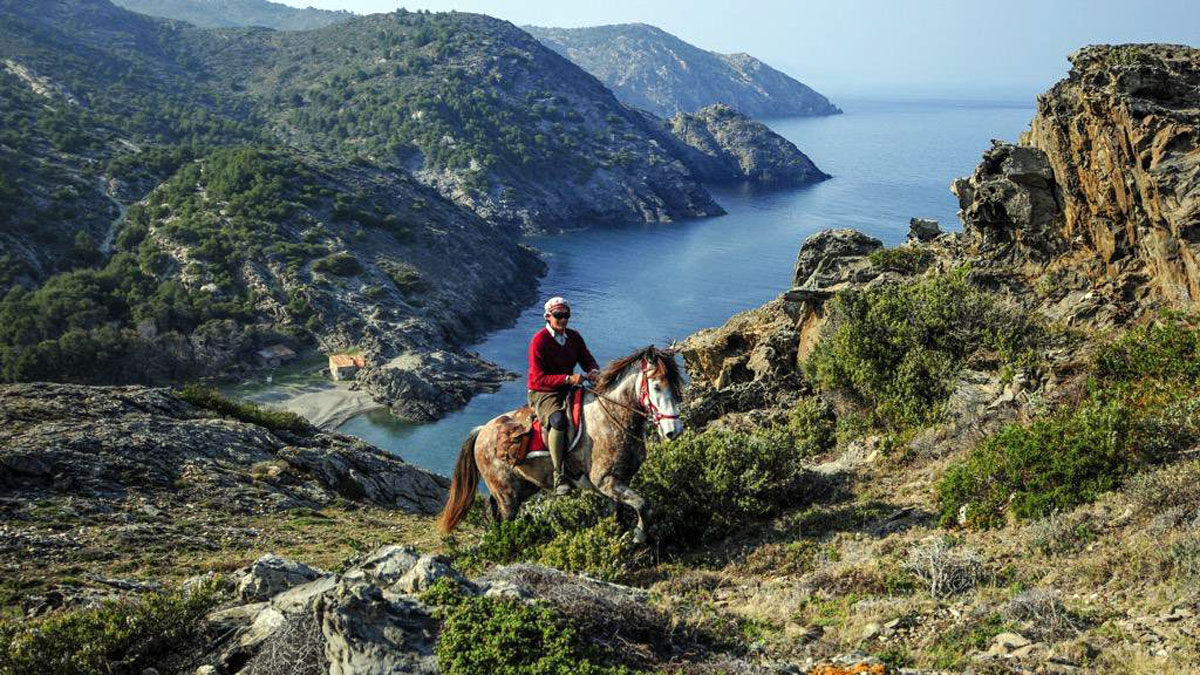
[256,344,297,368]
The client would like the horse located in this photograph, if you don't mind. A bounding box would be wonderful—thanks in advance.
[437,345,684,544]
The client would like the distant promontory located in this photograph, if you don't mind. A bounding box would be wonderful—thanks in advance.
[525,23,841,118]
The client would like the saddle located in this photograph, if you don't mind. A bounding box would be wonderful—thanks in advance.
[495,388,585,466]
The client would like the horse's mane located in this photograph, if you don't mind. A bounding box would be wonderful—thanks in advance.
[593,345,683,399]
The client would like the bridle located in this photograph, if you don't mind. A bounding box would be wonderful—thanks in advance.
[588,357,679,425]
[637,358,680,424]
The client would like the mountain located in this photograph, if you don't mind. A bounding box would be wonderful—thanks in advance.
[0,0,823,419]
[525,23,841,118]
[111,0,351,30]
[197,10,728,230]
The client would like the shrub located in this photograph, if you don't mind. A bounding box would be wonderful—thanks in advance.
[868,246,934,274]
[312,252,362,277]
[421,580,637,675]
[461,493,634,580]
[904,536,984,599]
[0,580,223,675]
[1003,589,1084,641]
[179,383,313,435]
[786,397,836,457]
[634,427,810,546]
[937,397,1172,528]
[939,314,1200,529]
[805,269,1045,431]
[376,257,427,296]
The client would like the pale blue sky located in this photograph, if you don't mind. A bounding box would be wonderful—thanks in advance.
[275,0,1200,99]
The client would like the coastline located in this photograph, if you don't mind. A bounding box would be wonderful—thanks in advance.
[244,379,386,431]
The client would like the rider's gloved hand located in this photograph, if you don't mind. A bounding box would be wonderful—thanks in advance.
[567,373,583,386]
[585,369,600,382]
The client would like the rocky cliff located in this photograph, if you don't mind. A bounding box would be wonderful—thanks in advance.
[1021,44,1200,308]
[687,44,1200,404]
[525,23,841,119]
[659,104,830,185]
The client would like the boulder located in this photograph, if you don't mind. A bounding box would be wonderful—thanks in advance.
[792,228,883,289]
[344,544,421,587]
[318,580,439,675]
[236,554,328,603]
[396,554,465,594]
[952,141,1064,261]
[908,217,941,241]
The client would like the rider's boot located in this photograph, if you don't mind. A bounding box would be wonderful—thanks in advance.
[548,427,571,496]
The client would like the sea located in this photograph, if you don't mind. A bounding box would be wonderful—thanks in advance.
[338,95,1037,477]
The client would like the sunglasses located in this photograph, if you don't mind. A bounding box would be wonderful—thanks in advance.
[550,312,571,320]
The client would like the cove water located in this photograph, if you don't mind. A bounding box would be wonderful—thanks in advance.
[339,96,1035,477]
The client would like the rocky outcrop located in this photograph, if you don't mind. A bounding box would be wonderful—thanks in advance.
[662,104,830,185]
[952,141,1066,263]
[0,383,449,514]
[1021,44,1200,308]
[684,45,1200,417]
[524,23,841,119]
[208,554,695,675]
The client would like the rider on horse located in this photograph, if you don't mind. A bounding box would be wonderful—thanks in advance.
[527,296,600,496]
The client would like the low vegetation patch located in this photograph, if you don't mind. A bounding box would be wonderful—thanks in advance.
[867,246,934,274]
[805,268,1047,431]
[939,313,1200,528]
[421,579,638,675]
[179,383,312,434]
[635,427,813,547]
[458,493,637,581]
[0,580,224,675]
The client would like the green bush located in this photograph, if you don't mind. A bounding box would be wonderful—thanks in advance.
[786,397,836,457]
[938,314,1200,529]
[178,383,312,435]
[312,252,363,277]
[634,427,809,546]
[461,493,635,581]
[422,580,637,675]
[0,580,223,675]
[804,269,1046,431]
[868,246,934,274]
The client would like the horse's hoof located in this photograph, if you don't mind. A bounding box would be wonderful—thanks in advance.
[632,528,647,545]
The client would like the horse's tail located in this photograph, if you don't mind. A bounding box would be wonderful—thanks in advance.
[438,427,481,533]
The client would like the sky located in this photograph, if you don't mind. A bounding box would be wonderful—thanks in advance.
[273,0,1200,100]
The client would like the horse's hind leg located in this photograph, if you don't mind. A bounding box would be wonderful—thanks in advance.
[596,477,649,545]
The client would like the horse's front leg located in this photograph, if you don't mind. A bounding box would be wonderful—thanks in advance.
[596,476,649,545]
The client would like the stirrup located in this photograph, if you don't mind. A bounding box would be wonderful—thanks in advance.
[552,473,572,496]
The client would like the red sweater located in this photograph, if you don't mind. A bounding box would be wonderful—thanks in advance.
[527,327,600,392]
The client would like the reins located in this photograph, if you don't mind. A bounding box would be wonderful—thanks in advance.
[586,357,678,439]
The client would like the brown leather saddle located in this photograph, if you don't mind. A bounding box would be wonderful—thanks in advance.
[494,389,585,466]
[495,406,540,466]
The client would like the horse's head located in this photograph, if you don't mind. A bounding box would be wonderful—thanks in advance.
[637,348,684,440]
[595,345,685,440]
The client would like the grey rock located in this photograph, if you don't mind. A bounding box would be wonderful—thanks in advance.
[346,545,421,588]
[792,228,883,289]
[396,554,465,594]
[237,554,328,603]
[318,580,439,675]
[0,383,450,517]
[661,104,829,186]
[951,141,1064,260]
[908,217,941,241]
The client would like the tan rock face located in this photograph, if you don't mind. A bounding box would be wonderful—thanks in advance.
[1022,44,1200,307]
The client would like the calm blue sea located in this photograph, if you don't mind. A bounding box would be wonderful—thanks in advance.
[339,96,1036,476]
